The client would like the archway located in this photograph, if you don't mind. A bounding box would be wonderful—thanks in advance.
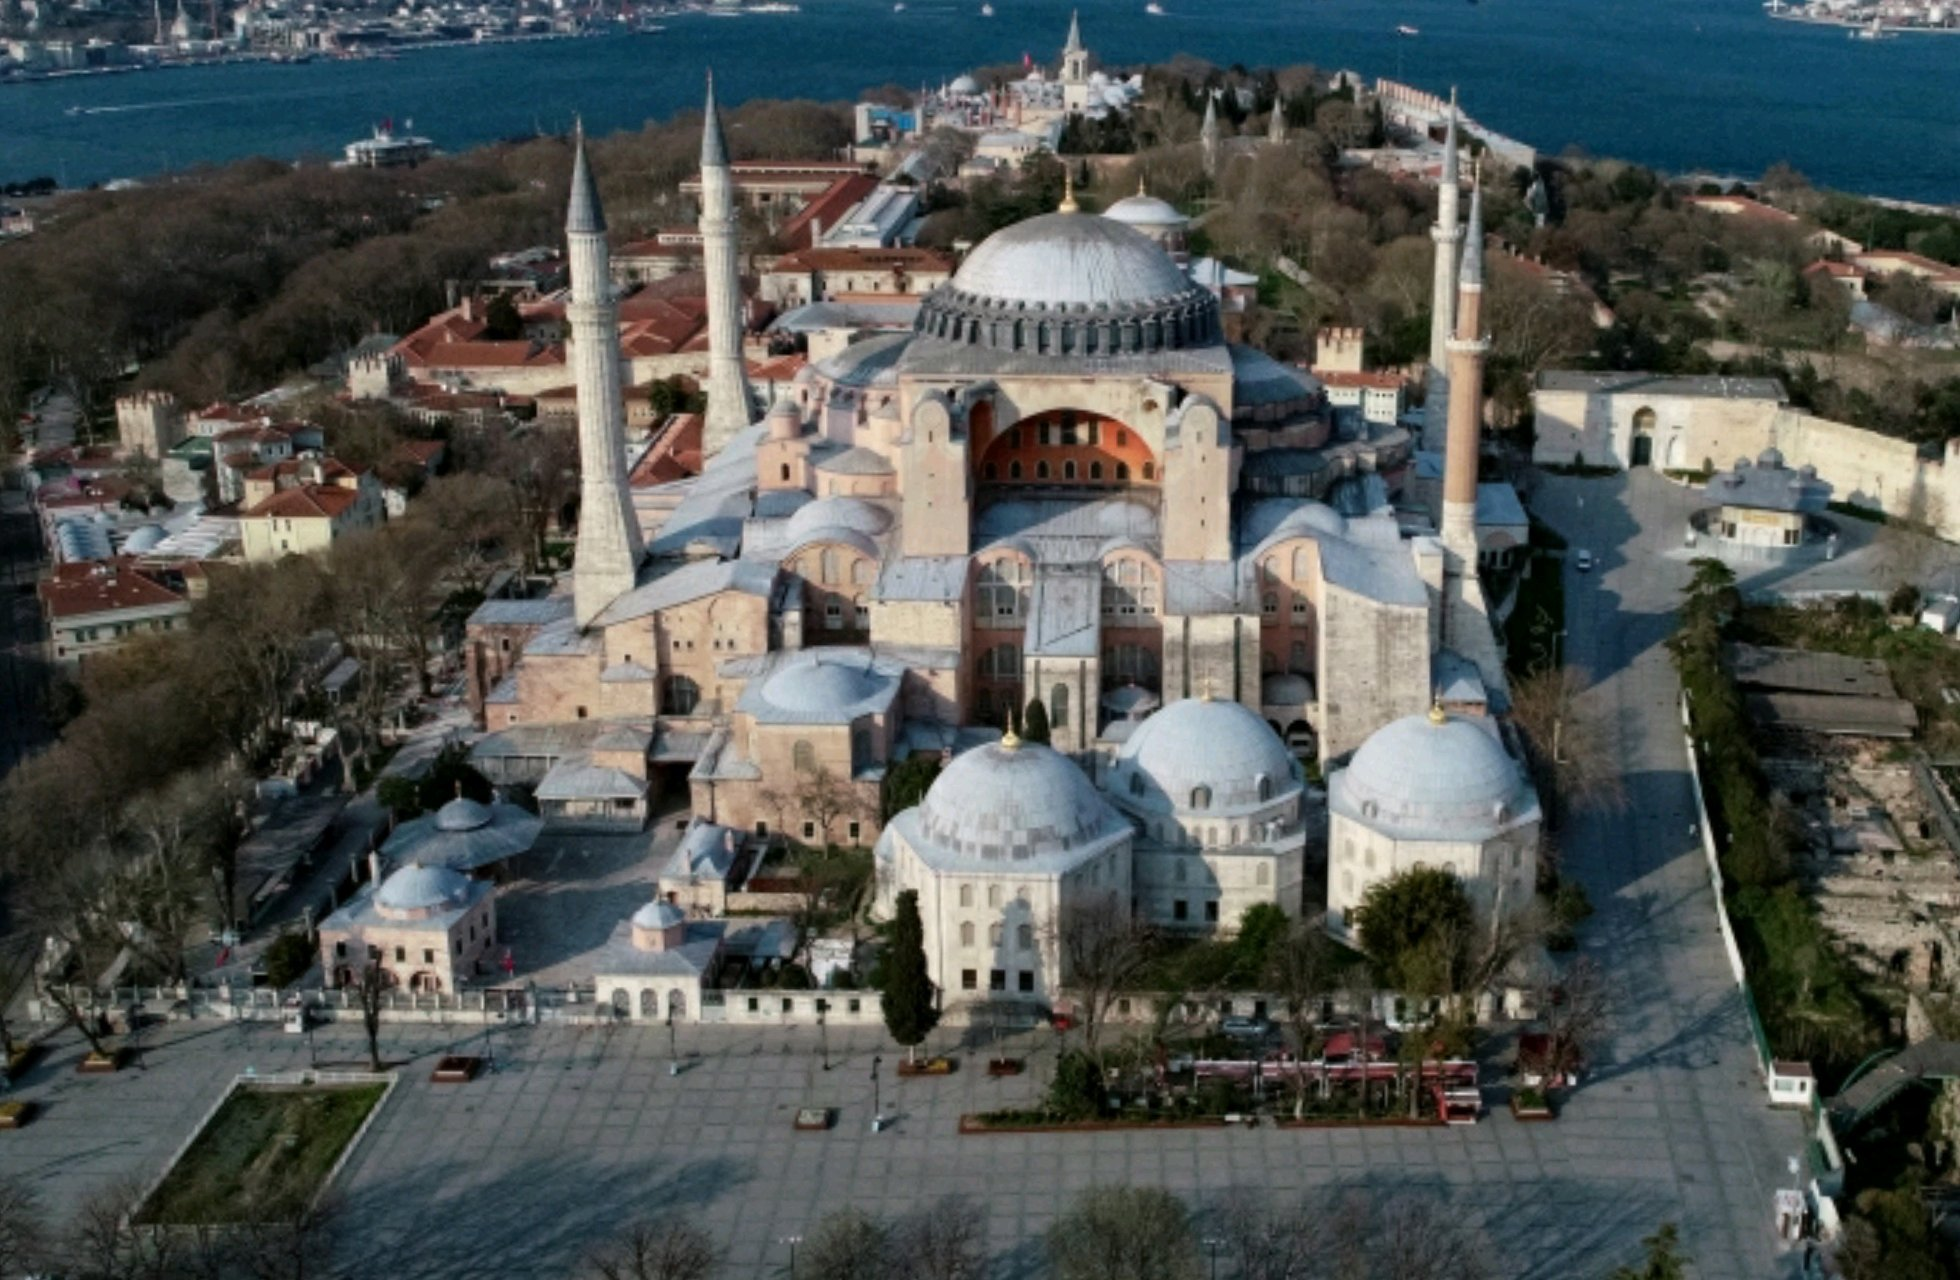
[973,408,1157,489]
[667,988,688,1020]
[1630,407,1657,468]
[640,989,659,1019]
[611,988,631,1016]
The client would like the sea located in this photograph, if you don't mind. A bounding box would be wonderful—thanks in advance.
[2,0,1957,203]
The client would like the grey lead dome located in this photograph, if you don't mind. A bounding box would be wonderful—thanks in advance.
[1332,711,1537,841]
[1114,697,1299,816]
[916,738,1123,864]
[947,212,1200,311]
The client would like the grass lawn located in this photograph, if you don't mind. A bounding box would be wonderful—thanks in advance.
[137,1083,386,1225]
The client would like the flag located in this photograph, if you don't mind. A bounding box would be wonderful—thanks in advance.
[1022,51,1032,69]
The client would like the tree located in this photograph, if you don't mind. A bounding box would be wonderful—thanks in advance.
[886,1196,986,1280]
[1044,891,1154,1060]
[1020,697,1051,745]
[880,753,942,821]
[761,766,872,849]
[482,292,524,340]
[1046,1186,1199,1280]
[355,955,389,1072]
[800,1208,888,1280]
[0,1175,48,1279]
[1215,1188,1319,1280]
[1836,1178,1947,1280]
[1532,955,1609,1084]
[1336,1193,1497,1280]
[1353,867,1474,993]
[1508,665,1624,823]
[1608,1222,1688,1280]
[585,1219,718,1280]
[881,890,938,1062]
[1264,922,1335,1118]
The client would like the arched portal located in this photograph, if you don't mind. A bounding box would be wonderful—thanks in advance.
[974,408,1157,489]
[1630,407,1657,468]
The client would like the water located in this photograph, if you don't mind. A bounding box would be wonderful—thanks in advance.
[2,0,1957,202]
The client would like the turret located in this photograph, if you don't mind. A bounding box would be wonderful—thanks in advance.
[566,122,645,628]
[699,71,760,459]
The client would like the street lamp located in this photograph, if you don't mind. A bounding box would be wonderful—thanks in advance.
[779,1234,802,1279]
[871,1053,883,1132]
[818,1005,830,1071]
[666,1009,679,1076]
[1202,1235,1224,1280]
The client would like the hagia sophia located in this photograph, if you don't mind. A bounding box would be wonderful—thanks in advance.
[449,46,1541,1012]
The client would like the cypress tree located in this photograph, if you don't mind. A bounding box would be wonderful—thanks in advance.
[1022,697,1051,745]
[881,889,938,1061]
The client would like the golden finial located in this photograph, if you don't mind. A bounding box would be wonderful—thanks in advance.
[1059,170,1079,214]
[1428,701,1447,726]
[1001,728,1022,751]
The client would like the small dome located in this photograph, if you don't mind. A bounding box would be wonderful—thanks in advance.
[946,212,1202,311]
[1102,193,1188,229]
[435,797,493,832]
[1758,446,1785,469]
[1114,698,1298,815]
[783,494,892,545]
[1333,712,1534,841]
[762,655,883,716]
[916,738,1123,865]
[375,862,471,914]
[633,900,686,931]
[949,73,981,95]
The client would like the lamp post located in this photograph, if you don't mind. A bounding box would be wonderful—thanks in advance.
[780,1234,802,1279]
[871,1053,883,1131]
[818,1006,830,1071]
[666,1009,679,1076]
[1203,1235,1224,1280]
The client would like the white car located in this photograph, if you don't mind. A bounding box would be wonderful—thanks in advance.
[1573,549,1594,573]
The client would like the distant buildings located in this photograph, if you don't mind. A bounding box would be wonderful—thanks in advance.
[237,456,386,561]
[37,557,196,666]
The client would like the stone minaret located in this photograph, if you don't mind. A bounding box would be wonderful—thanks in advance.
[566,123,644,629]
[699,72,758,459]
[1427,89,1463,372]
[1200,92,1220,178]
[1267,98,1287,146]
[1440,167,1488,563]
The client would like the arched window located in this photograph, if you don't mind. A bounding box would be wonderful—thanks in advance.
[820,549,840,585]
[1090,461,1104,481]
[1117,462,1131,481]
[852,727,873,770]
[1257,774,1273,802]
[1051,683,1069,734]
[1036,460,1051,480]
[985,462,998,480]
[1142,462,1156,481]
[988,884,1002,908]
[1017,923,1034,950]
[982,643,1021,679]
[1010,460,1023,480]
[661,675,701,716]
[978,559,1030,623]
[960,921,975,946]
[1063,460,1077,481]
[988,922,1003,946]
[792,740,817,774]
[1257,862,1271,886]
[780,463,790,482]
[959,884,973,908]
[1190,785,1212,810]
[1262,593,1277,616]
[1129,772,1144,797]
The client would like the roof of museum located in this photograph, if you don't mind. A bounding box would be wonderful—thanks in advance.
[1535,371,1788,401]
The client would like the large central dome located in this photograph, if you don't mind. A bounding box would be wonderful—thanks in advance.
[911,211,1222,358]
[951,212,1198,309]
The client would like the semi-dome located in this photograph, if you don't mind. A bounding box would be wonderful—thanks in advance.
[1113,697,1298,816]
[948,212,1196,310]
[375,862,472,915]
[760,654,884,716]
[911,210,1221,358]
[1332,710,1537,841]
[633,900,686,931]
[783,494,892,544]
[914,736,1125,865]
[435,796,493,832]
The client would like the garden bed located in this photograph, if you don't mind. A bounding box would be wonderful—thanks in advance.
[984,1058,1025,1077]
[1510,1089,1556,1121]
[136,1082,388,1225]
[430,1055,481,1084]
[0,1100,35,1129]
[794,1107,834,1132]
[960,1111,1230,1134]
[897,1055,957,1078]
[75,1048,128,1074]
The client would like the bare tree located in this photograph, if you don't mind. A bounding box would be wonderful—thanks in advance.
[1264,922,1335,1119]
[354,956,389,1072]
[1533,956,1610,1085]
[799,1208,888,1280]
[887,1196,986,1280]
[1508,665,1625,820]
[0,1175,48,1279]
[1043,892,1155,1060]
[113,765,249,981]
[585,1219,718,1280]
[1046,1186,1200,1280]
[761,767,874,850]
[227,1193,347,1280]
[1214,1188,1319,1280]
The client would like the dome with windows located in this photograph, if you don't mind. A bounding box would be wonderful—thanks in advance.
[910,211,1220,358]
[1110,697,1300,817]
[375,862,473,919]
[1330,709,1539,842]
[1102,191,1188,232]
[910,735,1127,867]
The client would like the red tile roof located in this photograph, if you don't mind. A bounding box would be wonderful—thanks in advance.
[748,353,809,382]
[1683,194,1800,224]
[776,173,882,251]
[1316,370,1404,390]
[244,484,364,520]
[631,413,704,488]
[768,246,956,274]
[39,557,188,619]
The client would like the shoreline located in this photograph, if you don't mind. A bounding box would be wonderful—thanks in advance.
[1766,10,1960,34]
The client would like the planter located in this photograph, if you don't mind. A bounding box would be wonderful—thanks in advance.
[794,1107,834,1132]
[430,1055,481,1084]
[1510,1091,1556,1121]
[960,1112,1228,1134]
[985,1058,1025,1077]
[75,1048,126,1075]
[4,1043,44,1078]
[898,1056,957,1078]
[0,1101,34,1129]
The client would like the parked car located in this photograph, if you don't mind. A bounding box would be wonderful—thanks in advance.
[1573,549,1594,573]
[1220,1015,1272,1041]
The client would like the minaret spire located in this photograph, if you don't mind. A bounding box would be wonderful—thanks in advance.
[1440,157,1489,562]
[1064,8,1082,54]
[1200,91,1220,178]
[564,122,644,628]
[1427,87,1464,372]
[699,69,758,458]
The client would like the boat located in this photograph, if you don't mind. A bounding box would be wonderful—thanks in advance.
[893,2,905,9]
[1851,17,1892,37]
[980,3,994,13]
[337,120,435,169]
[1145,1,1165,12]
[1395,23,1420,35]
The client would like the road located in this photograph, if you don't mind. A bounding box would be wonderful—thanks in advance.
[1534,467,1810,1279]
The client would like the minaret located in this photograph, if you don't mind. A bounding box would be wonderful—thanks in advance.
[1267,98,1287,146]
[1200,92,1220,178]
[699,72,758,459]
[1427,89,1463,372]
[1440,165,1488,562]
[566,123,644,629]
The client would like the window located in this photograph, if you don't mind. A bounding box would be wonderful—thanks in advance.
[1257,774,1273,802]
[748,997,759,1012]
[855,599,870,629]
[1018,971,1034,993]
[984,462,998,480]
[1090,461,1103,481]
[1190,785,1212,810]
[334,941,346,958]
[394,946,405,962]
[1017,923,1033,950]
[1117,462,1131,481]
[962,969,978,990]
[1051,683,1069,733]
[981,643,1021,680]
[1173,900,1188,921]
[1174,860,1187,884]
[802,820,817,840]
[821,549,840,584]
[959,883,973,908]
[824,600,843,630]
[423,948,435,963]
[1063,460,1077,481]
[960,921,975,946]
[1263,593,1277,616]
[1010,460,1023,480]
[780,463,791,482]
[1036,460,1050,480]
[792,740,817,774]
[782,998,793,1013]
[662,675,701,716]
[990,969,1006,991]
[1205,901,1219,923]
[988,923,1003,947]
[988,884,1002,908]
[847,820,861,842]
[575,705,588,720]
[1257,862,1271,886]
[977,559,1030,622]
[1143,462,1155,481]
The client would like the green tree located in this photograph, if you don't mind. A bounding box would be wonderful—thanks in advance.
[482,292,524,340]
[1608,1222,1688,1280]
[1232,902,1290,979]
[1352,867,1473,992]
[1837,1179,1947,1280]
[880,753,942,821]
[880,889,938,1061]
[1021,697,1052,745]
[1046,1187,1200,1280]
